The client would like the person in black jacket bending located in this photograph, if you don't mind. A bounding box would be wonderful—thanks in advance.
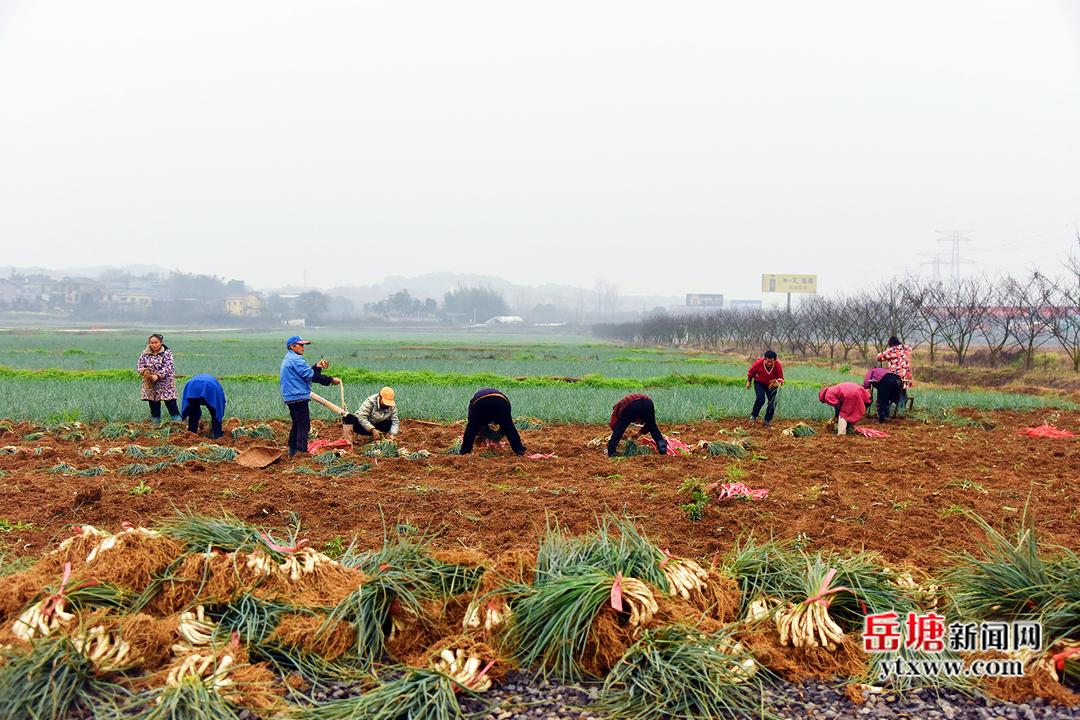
[460,389,527,456]
[607,393,667,457]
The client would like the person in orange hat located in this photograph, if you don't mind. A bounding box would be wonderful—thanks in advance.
[343,386,399,443]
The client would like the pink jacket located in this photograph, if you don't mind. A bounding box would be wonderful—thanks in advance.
[819,382,870,423]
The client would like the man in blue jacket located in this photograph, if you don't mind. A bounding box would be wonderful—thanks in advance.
[280,335,340,456]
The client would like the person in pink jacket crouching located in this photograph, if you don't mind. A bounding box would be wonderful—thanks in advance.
[818,382,871,435]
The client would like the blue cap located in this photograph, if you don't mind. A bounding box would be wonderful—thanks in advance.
[286,335,310,347]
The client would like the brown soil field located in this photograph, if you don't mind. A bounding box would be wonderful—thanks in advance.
[2,408,1078,572]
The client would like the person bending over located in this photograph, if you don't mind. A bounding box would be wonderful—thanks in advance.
[818,382,871,435]
[181,374,226,440]
[607,393,667,457]
[863,368,903,424]
[460,389,527,456]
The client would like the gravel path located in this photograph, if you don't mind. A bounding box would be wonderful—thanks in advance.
[116,669,1080,720]
[454,670,1080,720]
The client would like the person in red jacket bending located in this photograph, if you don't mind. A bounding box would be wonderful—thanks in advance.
[746,350,784,427]
[819,382,871,435]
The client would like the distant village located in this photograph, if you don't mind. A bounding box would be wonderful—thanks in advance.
[0,271,569,326]
[0,269,719,327]
[0,271,293,321]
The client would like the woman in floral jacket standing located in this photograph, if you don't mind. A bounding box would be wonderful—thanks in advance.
[137,333,180,425]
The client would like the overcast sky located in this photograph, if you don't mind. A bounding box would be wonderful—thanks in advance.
[1,1,1078,304]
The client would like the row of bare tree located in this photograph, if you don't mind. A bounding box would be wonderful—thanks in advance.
[593,259,1080,370]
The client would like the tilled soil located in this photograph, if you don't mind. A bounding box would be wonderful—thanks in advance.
[1,409,1078,570]
[3,409,1080,717]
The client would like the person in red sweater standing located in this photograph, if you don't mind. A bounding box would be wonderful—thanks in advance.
[746,350,784,427]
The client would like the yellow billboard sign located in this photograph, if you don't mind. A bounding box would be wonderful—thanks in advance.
[762,274,817,293]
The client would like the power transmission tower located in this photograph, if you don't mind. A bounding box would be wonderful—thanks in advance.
[915,252,945,287]
[935,230,975,284]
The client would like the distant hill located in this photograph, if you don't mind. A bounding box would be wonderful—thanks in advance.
[2,263,174,280]
[321,272,681,316]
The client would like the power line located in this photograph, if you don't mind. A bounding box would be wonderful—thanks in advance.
[973,220,1080,252]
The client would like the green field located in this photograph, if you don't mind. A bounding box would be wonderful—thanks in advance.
[0,329,1070,423]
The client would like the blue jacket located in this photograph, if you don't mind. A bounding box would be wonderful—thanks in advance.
[280,350,319,402]
[181,374,226,420]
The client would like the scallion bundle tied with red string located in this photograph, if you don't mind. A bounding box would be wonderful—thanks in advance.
[610,571,658,627]
[774,568,850,652]
[11,561,97,641]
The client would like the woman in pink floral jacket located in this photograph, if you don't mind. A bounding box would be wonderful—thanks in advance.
[137,333,180,425]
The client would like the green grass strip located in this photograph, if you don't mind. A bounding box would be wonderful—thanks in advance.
[0,364,821,391]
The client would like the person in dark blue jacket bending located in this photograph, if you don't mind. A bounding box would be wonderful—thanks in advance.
[280,335,340,456]
[460,389,527,456]
[607,393,667,457]
[181,374,227,439]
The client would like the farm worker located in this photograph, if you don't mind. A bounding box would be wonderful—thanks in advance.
[607,393,667,457]
[180,374,226,440]
[877,336,913,407]
[343,387,399,444]
[818,382,871,435]
[746,350,784,427]
[863,368,903,424]
[136,333,180,425]
[280,335,340,456]
[460,389,527,456]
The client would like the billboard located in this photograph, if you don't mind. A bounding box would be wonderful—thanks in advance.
[728,300,762,310]
[686,293,724,306]
[762,274,817,293]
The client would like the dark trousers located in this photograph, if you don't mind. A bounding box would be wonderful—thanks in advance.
[344,414,393,436]
[287,400,311,454]
[185,400,223,439]
[873,373,904,422]
[751,380,779,423]
[461,396,526,455]
[608,397,666,456]
[147,399,179,419]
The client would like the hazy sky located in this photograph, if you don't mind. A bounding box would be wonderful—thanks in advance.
[1,1,1078,304]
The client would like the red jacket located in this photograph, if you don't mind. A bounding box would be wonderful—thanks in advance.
[819,382,870,423]
[747,358,784,386]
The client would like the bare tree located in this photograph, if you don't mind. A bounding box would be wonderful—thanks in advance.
[1047,246,1080,371]
[594,279,609,316]
[575,288,588,324]
[937,275,992,365]
[905,282,948,365]
[873,280,921,351]
[513,289,531,318]
[603,282,622,317]
[775,304,808,356]
[976,277,1023,368]
[806,296,842,359]
[1006,272,1054,370]
[849,290,890,360]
